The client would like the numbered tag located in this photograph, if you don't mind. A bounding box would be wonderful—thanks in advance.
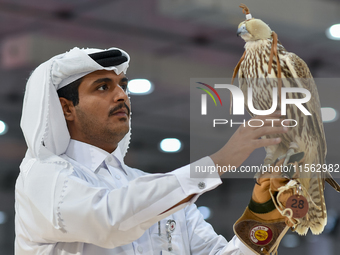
[286,195,308,218]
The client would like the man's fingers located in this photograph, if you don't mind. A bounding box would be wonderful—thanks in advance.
[261,118,284,127]
[253,126,288,139]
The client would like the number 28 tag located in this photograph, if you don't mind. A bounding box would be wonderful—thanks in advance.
[286,195,309,218]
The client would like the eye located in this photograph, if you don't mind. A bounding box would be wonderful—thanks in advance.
[97,84,108,91]
[119,84,128,92]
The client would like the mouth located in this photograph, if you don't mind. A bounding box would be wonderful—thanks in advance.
[108,102,131,119]
[110,109,128,117]
[109,103,130,118]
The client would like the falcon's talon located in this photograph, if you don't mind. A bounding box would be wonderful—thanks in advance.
[281,173,290,179]
[283,148,296,167]
[273,157,280,166]
[276,154,287,162]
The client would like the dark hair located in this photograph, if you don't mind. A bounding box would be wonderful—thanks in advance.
[57,77,83,106]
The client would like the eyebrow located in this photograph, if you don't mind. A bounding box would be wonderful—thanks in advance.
[92,78,112,86]
[121,77,128,83]
[91,77,128,86]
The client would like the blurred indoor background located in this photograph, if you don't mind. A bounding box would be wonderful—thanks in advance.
[0,0,339,254]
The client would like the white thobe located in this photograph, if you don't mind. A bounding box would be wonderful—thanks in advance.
[15,139,254,255]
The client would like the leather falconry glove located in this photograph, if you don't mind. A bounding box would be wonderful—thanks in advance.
[233,152,305,255]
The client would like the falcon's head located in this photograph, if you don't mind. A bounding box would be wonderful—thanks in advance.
[237,19,272,42]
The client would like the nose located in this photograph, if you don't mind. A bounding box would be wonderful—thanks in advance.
[113,85,128,102]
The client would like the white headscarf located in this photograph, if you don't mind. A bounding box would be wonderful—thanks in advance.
[20,47,131,164]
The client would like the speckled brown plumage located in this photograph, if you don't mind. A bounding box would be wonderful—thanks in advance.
[238,38,327,235]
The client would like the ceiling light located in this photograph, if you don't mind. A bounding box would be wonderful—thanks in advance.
[321,107,338,123]
[128,79,153,95]
[326,24,340,40]
[0,120,8,135]
[197,206,212,220]
[160,138,182,153]
[0,211,7,224]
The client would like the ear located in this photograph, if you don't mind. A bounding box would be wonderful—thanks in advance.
[59,97,75,121]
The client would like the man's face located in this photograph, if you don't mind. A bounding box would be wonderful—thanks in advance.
[70,70,130,152]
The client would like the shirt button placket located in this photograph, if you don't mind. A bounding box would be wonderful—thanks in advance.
[137,246,143,253]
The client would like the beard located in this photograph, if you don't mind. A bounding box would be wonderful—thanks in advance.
[74,106,129,148]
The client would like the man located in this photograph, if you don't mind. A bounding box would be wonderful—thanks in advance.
[15,47,287,254]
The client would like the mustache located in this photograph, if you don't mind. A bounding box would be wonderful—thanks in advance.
[108,102,131,117]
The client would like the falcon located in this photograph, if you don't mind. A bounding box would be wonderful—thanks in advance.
[233,4,340,235]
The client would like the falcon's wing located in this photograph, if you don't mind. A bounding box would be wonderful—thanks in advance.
[285,53,326,160]
[286,53,340,192]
